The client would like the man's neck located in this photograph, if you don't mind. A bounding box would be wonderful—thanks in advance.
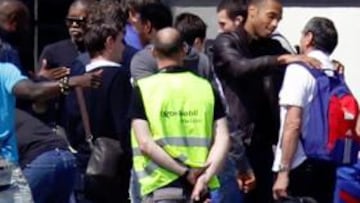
[244,22,258,41]
[157,59,181,70]
[71,38,85,52]
[302,47,314,55]
[90,55,113,63]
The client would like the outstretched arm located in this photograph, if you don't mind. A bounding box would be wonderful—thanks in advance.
[14,70,102,101]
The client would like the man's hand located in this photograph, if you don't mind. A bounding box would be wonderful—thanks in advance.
[185,164,210,185]
[237,170,256,193]
[279,54,321,69]
[332,59,345,74]
[191,174,210,202]
[272,173,289,200]
[38,59,70,80]
[69,69,103,89]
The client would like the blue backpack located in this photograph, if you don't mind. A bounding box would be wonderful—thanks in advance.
[302,67,360,165]
[334,159,360,203]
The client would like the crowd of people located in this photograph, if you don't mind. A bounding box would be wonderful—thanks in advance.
[0,0,360,203]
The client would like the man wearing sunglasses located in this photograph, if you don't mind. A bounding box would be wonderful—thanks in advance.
[39,0,95,70]
[30,0,96,144]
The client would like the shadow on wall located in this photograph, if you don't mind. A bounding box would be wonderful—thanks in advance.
[169,0,360,7]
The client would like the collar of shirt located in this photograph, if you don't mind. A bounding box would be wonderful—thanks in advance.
[86,59,121,72]
[307,49,335,76]
[159,65,189,73]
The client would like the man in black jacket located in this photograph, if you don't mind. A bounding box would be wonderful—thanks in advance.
[212,0,320,202]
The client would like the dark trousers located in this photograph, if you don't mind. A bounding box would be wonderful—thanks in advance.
[142,178,203,203]
[245,142,274,203]
[84,155,132,203]
[288,159,337,203]
[72,149,132,203]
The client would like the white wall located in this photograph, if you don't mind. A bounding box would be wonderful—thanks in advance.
[173,6,360,100]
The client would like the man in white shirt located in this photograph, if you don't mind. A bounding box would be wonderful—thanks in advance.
[272,17,339,203]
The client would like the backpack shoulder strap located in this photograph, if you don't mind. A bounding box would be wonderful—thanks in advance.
[294,62,328,79]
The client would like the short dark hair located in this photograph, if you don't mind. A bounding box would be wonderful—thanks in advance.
[217,0,247,20]
[174,12,207,46]
[139,3,173,31]
[154,29,184,58]
[84,0,126,57]
[303,17,338,54]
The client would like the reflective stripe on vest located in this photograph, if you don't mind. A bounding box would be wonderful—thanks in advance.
[132,72,219,196]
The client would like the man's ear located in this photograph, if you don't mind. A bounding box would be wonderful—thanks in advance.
[234,16,244,27]
[181,43,187,57]
[193,37,204,52]
[4,14,18,32]
[143,20,152,35]
[105,35,115,50]
[304,32,314,47]
[247,5,257,20]
[128,9,139,24]
[151,47,158,58]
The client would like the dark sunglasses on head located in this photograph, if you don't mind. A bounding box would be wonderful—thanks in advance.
[65,16,86,26]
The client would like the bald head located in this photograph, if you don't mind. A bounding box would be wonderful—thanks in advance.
[153,27,184,58]
[0,0,29,32]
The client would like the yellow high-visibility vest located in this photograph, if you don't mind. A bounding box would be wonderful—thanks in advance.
[132,71,220,196]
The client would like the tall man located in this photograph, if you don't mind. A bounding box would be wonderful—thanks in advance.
[211,1,253,202]
[217,0,247,33]
[130,2,173,81]
[213,0,321,202]
[174,12,213,80]
[121,0,162,50]
[273,17,340,203]
[130,27,230,202]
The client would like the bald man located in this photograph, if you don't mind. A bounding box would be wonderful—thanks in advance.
[0,0,29,33]
[0,0,29,74]
[130,28,230,202]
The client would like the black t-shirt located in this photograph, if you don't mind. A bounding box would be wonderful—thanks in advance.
[16,109,68,168]
[129,67,225,121]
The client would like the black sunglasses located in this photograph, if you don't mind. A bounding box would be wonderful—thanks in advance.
[65,16,86,27]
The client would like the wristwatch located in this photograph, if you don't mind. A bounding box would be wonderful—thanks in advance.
[278,163,290,173]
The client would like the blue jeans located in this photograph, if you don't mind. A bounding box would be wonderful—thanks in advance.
[23,149,77,203]
[211,158,244,203]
